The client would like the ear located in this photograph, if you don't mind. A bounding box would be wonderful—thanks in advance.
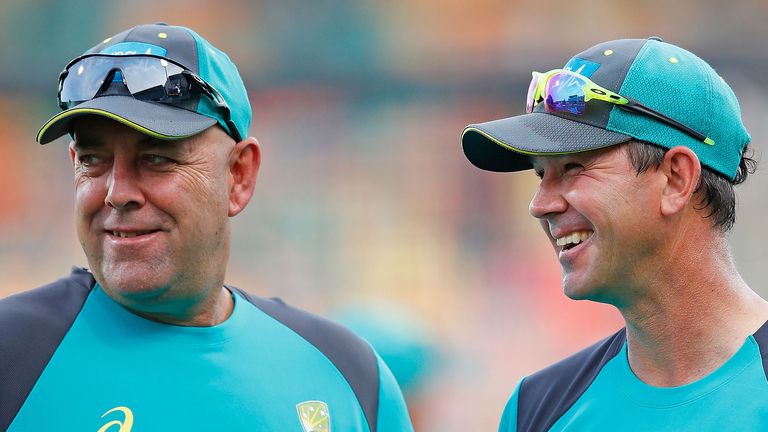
[227,137,261,217]
[659,146,701,217]
[69,141,76,165]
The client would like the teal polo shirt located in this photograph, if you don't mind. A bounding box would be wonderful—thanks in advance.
[500,326,768,431]
[1,268,413,432]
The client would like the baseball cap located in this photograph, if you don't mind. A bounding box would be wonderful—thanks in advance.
[36,23,251,144]
[461,37,751,180]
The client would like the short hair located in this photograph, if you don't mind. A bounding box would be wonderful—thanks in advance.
[625,140,757,232]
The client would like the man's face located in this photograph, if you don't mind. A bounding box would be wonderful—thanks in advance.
[528,145,663,304]
[70,117,236,310]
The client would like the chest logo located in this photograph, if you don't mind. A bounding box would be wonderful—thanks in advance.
[97,406,134,432]
[296,400,331,432]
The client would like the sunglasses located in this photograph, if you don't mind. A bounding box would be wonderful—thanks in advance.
[58,53,242,142]
[526,69,713,145]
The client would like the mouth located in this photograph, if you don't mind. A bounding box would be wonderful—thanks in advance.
[555,230,594,254]
[107,230,160,239]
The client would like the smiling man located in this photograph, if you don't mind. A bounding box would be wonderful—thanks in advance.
[462,38,767,431]
[0,23,412,432]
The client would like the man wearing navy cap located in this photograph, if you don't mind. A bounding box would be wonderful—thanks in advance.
[462,37,767,431]
[1,23,413,432]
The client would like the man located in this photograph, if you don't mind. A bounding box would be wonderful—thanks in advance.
[462,37,766,431]
[0,23,413,432]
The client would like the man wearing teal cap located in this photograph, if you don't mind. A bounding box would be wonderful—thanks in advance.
[1,23,413,432]
[462,37,766,431]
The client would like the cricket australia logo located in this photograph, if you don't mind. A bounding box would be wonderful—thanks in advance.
[296,400,331,432]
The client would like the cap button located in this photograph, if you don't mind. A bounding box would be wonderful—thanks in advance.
[648,36,664,42]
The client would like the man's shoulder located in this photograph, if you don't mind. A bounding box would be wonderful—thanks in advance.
[0,267,95,329]
[524,328,626,388]
[229,286,382,432]
[0,267,96,431]
[516,328,626,432]
[230,287,375,360]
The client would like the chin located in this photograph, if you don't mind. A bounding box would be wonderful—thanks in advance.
[562,273,603,302]
[563,286,594,301]
[562,278,620,305]
[94,261,173,301]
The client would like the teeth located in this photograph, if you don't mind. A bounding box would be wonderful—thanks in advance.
[111,231,151,238]
[555,230,593,247]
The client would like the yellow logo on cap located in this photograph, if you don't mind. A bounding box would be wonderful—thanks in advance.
[97,406,134,432]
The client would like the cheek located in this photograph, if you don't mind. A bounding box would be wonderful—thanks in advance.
[176,167,224,196]
[538,219,555,243]
[200,171,231,208]
[74,177,105,219]
[165,171,230,219]
[567,177,630,215]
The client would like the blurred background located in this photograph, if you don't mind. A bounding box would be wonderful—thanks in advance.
[1,1,767,430]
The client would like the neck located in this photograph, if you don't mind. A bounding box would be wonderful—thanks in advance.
[618,235,768,387]
[131,285,235,327]
[103,278,235,327]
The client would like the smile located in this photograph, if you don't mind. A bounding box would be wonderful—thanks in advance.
[108,230,158,238]
[555,230,593,250]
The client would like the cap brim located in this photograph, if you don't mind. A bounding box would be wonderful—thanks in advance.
[36,96,218,144]
[461,112,633,172]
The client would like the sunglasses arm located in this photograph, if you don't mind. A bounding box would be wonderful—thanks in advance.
[620,99,712,144]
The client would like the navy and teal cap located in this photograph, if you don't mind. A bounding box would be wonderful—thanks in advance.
[462,37,751,180]
[36,23,251,144]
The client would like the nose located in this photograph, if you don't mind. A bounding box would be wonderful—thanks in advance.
[105,155,145,210]
[528,177,568,219]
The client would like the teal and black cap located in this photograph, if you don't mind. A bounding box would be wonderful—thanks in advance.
[462,37,751,180]
[37,23,251,144]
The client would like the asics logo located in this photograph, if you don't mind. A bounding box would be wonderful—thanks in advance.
[97,406,133,432]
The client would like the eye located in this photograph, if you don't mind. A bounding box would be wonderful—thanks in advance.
[563,162,583,173]
[77,153,104,167]
[142,154,175,167]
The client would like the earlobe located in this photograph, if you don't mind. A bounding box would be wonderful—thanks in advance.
[659,146,701,217]
[228,137,261,217]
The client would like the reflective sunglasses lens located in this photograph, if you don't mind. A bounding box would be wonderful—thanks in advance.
[544,72,587,115]
[121,58,183,97]
[60,57,116,106]
[526,73,540,113]
[60,56,186,107]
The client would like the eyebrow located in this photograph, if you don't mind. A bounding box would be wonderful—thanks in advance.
[531,152,595,165]
[71,136,101,151]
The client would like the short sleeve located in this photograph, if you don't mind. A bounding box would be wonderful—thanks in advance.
[499,378,525,432]
[374,353,414,432]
